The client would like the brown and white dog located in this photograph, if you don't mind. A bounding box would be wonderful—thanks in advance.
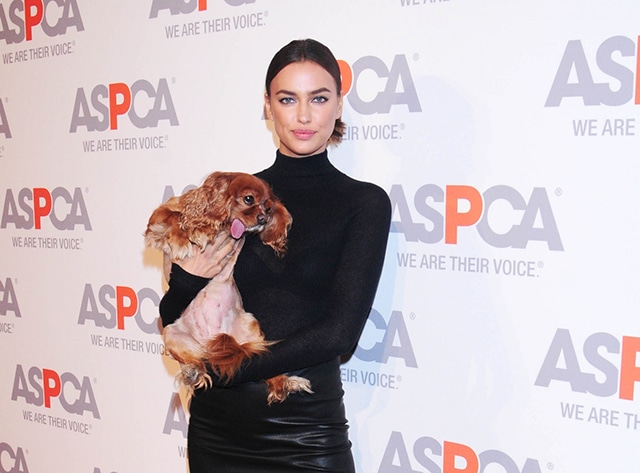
[145,171,311,404]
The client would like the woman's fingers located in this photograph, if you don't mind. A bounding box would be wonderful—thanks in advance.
[173,234,244,278]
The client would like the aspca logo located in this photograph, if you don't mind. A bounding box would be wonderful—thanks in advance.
[1,187,92,231]
[0,278,21,318]
[355,309,417,368]
[69,79,179,133]
[535,328,640,401]
[338,55,421,115]
[0,99,11,139]
[0,442,28,473]
[379,431,541,473]
[77,283,161,334]
[163,392,188,438]
[0,0,84,44]
[546,35,640,107]
[11,364,100,418]
[149,0,256,18]
[390,184,564,251]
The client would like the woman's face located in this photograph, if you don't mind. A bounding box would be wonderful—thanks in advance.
[265,61,343,158]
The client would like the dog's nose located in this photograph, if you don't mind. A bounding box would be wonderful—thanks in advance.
[257,214,268,225]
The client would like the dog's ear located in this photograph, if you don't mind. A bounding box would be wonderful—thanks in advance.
[144,196,182,248]
[260,199,292,256]
[181,172,235,234]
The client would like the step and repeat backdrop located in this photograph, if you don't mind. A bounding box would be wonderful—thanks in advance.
[1,0,639,472]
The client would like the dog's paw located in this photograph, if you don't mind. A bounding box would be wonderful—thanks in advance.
[285,375,313,395]
[178,364,212,390]
[265,374,313,405]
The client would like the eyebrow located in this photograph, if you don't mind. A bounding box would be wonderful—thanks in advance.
[274,87,332,96]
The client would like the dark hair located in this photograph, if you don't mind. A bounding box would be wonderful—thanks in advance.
[265,38,346,145]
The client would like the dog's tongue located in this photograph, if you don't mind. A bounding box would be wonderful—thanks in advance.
[230,219,246,239]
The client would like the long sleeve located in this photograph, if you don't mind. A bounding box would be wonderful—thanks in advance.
[159,263,211,327]
[232,158,391,385]
[229,172,392,385]
[159,150,392,390]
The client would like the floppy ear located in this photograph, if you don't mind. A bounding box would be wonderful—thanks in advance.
[260,199,292,256]
[180,172,235,236]
[144,196,182,250]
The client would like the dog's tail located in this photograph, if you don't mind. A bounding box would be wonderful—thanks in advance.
[205,333,274,383]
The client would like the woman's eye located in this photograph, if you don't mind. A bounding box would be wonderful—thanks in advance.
[243,195,255,205]
[312,96,328,103]
[279,97,295,104]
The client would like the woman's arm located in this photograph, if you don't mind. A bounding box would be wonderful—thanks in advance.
[229,186,392,384]
[159,234,243,327]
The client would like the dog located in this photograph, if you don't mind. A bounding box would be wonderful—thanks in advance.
[145,171,312,404]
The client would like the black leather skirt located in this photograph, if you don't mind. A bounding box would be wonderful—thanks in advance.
[187,357,356,473]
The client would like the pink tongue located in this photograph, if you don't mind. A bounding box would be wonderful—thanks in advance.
[230,219,246,239]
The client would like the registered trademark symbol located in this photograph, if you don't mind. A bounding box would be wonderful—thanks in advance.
[400,123,406,131]
[547,462,554,470]
[264,10,269,17]
[412,53,420,61]
[409,312,416,320]
[397,375,403,383]
[84,187,89,194]
[93,377,98,384]
[165,135,169,142]
[554,188,563,197]
[537,260,544,269]
[172,77,176,84]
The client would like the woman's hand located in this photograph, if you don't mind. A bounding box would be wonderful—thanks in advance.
[163,233,244,281]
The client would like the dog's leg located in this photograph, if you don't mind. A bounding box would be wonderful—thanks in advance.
[229,311,275,352]
[163,322,209,390]
[204,333,273,382]
[177,363,212,391]
[265,375,313,405]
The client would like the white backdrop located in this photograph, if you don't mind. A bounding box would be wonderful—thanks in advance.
[1,1,639,472]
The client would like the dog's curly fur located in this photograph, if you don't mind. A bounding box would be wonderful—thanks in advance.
[145,171,312,404]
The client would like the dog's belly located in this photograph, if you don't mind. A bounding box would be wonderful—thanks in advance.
[180,279,246,343]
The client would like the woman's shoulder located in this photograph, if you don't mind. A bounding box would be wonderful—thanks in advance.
[339,172,390,201]
[334,173,392,223]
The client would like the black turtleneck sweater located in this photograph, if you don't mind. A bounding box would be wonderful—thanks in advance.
[159,150,391,385]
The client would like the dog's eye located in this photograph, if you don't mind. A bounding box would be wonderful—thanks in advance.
[243,195,255,206]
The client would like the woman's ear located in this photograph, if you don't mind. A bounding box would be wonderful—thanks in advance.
[264,93,273,120]
[336,94,344,120]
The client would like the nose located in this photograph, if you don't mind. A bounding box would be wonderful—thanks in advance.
[297,102,310,124]
[257,214,268,225]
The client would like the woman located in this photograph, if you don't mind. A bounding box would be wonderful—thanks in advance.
[159,38,391,472]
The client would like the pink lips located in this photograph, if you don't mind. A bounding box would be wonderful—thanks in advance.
[293,129,315,140]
